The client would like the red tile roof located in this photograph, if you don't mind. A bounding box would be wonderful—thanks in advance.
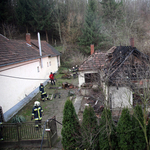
[79,46,117,71]
[79,51,107,71]
[0,34,60,67]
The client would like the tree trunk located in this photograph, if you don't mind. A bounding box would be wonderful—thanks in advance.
[8,25,12,39]
[45,30,49,42]
[26,25,28,33]
[2,23,6,37]
[58,21,63,44]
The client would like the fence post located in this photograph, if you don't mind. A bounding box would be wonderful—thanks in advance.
[16,123,20,146]
[51,116,58,146]
[47,120,52,148]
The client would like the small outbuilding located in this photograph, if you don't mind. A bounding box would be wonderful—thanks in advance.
[78,39,150,111]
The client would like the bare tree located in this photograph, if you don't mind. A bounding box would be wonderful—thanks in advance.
[101,45,150,150]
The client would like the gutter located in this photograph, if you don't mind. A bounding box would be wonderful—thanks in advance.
[38,32,43,68]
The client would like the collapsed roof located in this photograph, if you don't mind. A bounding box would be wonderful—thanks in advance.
[79,45,150,87]
[105,46,150,87]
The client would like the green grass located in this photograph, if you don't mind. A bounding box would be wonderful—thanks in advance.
[57,66,69,74]
[9,69,76,122]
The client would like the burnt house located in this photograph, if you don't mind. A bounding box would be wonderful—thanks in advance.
[78,40,150,109]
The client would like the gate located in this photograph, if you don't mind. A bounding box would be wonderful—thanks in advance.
[0,117,58,148]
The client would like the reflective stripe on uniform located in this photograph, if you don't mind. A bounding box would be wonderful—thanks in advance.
[35,118,42,120]
[38,107,42,120]
[42,92,46,95]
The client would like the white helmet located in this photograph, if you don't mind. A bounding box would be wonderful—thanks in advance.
[34,101,40,106]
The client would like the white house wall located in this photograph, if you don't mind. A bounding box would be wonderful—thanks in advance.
[48,56,60,73]
[109,86,133,108]
[78,70,98,87]
[0,56,59,122]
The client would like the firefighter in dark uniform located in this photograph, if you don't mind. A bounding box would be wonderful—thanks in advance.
[75,65,78,72]
[75,65,78,77]
[32,101,43,130]
[39,83,49,102]
[72,67,76,78]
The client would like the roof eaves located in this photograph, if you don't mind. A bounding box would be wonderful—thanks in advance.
[0,56,42,67]
[47,44,61,55]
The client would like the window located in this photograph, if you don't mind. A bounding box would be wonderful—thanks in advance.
[37,66,40,72]
[84,73,99,83]
[49,61,51,66]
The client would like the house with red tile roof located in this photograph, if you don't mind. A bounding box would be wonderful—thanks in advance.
[78,44,106,87]
[0,33,60,121]
[78,40,150,110]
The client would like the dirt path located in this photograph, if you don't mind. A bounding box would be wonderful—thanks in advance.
[42,78,79,149]
[43,78,79,137]
[42,89,73,137]
[4,77,79,150]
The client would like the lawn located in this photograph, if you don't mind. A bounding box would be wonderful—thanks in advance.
[10,69,78,123]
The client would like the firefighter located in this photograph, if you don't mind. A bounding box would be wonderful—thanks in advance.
[32,101,43,130]
[72,67,76,78]
[39,83,50,102]
[49,72,55,85]
[75,65,78,72]
[75,65,78,77]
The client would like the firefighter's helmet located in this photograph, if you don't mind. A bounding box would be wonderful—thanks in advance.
[34,101,40,106]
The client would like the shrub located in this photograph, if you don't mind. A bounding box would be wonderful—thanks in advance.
[99,108,117,150]
[69,51,87,67]
[11,115,26,123]
[60,49,87,68]
[132,105,146,150]
[61,99,80,150]
[147,119,150,145]
[117,108,133,150]
[81,105,99,150]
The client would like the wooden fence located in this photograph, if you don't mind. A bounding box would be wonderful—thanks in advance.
[0,117,58,148]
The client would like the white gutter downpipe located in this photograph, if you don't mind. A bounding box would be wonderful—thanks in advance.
[38,32,43,68]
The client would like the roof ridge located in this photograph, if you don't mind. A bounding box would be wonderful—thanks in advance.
[0,34,9,40]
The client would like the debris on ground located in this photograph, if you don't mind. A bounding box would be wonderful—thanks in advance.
[61,74,71,79]
[68,90,75,96]
[49,86,62,89]
[62,82,77,89]
[81,83,93,88]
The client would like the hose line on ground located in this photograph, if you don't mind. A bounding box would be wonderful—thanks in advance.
[40,117,63,150]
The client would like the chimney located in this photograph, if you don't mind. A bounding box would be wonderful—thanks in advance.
[91,44,94,55]
[26,33,31,45]
[130,38,134,47]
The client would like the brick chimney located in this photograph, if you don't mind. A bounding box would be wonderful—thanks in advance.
[26,33,31,45]
[130,38,134,47]
[91,44,94,55]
